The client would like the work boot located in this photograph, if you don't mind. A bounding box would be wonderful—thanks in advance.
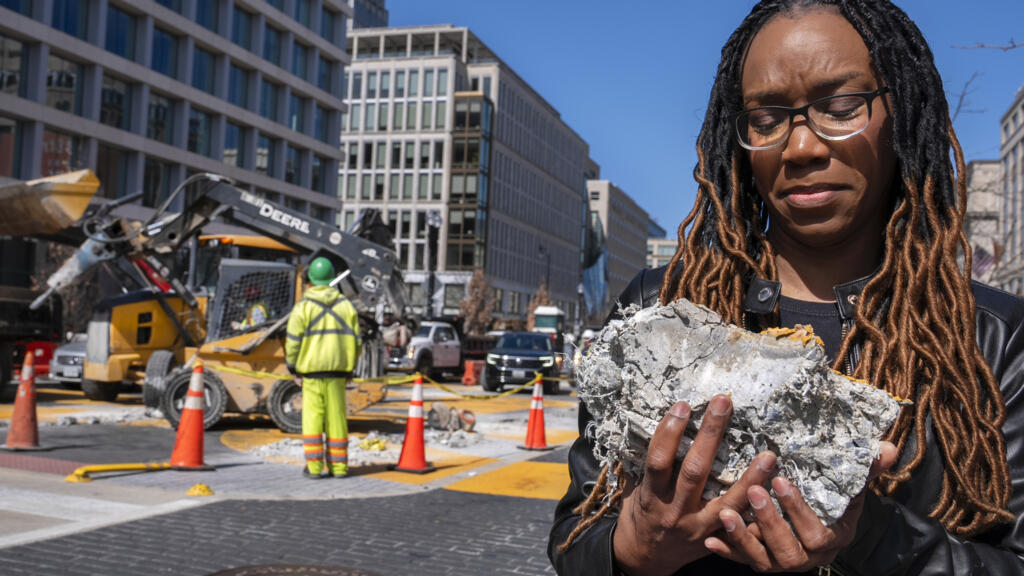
[331,470,348,479]
[303,467,327,480]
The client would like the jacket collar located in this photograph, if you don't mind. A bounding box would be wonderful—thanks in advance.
[742,267,878,321]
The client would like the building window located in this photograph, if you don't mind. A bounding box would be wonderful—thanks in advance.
[408,70,418,97]
[0,115,18,178]
[365,103,375,132]
[418,174,428,200]
[314,105,326,142]
[155,0,181,11]
[433,141,444,169]
[256,134,274,176]
[41,128,82,176]
[380,71,390,99]
[422,102,433,130]
[378,103,388,131]
[344,173,355,200]
[51,0,87,40]
[438,69,448,96]
[346,142,357,169]
[375,141,385,169]
[424,69,434,97]
[318,56,333,93]
[100,74,132,131]
[320,8,337,41]
[223,121,245,168]
[294,0,311,27]
[389,173,399,199]
[95,144,128,199]
[195,0,219,32]
[228,65,249,109]
[402,174,412,200]
[312,155,326,193]
[406,102,416,130]
[360,174,370,199]
[187,107,212,156]
[351,72,362,99]
[404,142,414,169]
[367,71,377,99]
[284,145,298,184]
[151,28,178,78]
[147,92,174,144]
[266,0,282,11]
[260,81,280,122]
[105,5,136,61]
[45,53,83,116]
[348,103,360,131]
[231,7,253,51]
[393,102,404,131]
[0,1,31,16]
[395,71,405,98]
[292,42,309,81]
[436,101,447,129]
[192,47,215,94]
[0,34,25,98]
[362,142,372,169]
[391,142,401,169]
[142,156,172,208]
[263,26,281,67]
[288,94,305,133]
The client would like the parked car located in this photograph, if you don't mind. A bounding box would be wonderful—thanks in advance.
[483,332,560,395]
[387,321,462,378]
[49,335,88,388]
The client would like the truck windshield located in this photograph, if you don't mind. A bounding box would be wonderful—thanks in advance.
[415,325,433,338]
[533,316,561,331]
[497,333,552,351]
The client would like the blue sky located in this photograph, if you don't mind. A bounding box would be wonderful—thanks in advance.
[389,1,1024,234]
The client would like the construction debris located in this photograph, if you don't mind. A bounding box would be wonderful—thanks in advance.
[577,300,902,525]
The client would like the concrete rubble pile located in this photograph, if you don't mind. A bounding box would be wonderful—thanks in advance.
[577,300,902,525]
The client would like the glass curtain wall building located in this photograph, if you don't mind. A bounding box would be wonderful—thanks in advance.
[339,25,589,326]
[0,0,351,220]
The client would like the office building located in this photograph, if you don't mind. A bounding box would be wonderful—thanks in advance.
[347,0,386,30]
[339,25,589,326]
[0,0,350,221]
[647,237,676,269]
[586,179,649,312]
[999,86,1024,292]
[964,160,1002,286]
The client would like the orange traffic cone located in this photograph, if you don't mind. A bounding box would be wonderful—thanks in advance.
[519,378,553,451]
[461,360,481,387]
[391,374,436,473]
[169,362,213,470]
[2,352,41,451]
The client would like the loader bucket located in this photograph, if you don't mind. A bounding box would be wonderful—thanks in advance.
[0,170,100,236]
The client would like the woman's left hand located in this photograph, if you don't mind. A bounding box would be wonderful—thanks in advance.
[704,441,897,572]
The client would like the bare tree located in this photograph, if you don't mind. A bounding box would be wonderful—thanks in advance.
[458,269,496,336]
[950,71,987,124]
[526,280,551,332]
[951,38,1022,52]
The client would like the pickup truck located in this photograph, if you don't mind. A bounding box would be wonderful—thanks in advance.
[387,321,462,378]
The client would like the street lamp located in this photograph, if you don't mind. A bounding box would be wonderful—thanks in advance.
[537,244,551,288]
[425,209,442,318]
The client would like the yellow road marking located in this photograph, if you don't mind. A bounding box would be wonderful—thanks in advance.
[484,429,578,445]
[369,449,498,485]
[444,461,570,500]
[0,406,82,422]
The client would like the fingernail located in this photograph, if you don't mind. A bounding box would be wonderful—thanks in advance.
[709,396,731,417]
[775,478,791,498]
[669,402,689,419]
[749,490,768,510]
[721,514,736,533]
[756,453,776,474]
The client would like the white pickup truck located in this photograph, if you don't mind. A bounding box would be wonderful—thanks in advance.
[387,321,462,378]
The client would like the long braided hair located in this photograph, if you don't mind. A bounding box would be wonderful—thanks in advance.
[561,0,1012,549]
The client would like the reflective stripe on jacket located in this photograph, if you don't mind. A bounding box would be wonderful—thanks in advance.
[285,285,361,376]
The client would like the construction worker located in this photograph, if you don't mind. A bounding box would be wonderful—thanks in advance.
[236,286,269,329]
[285,257,361,479]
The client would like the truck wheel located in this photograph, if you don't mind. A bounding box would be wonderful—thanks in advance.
[82,379,121,402]
[267,379,303,434]
[416,352,434,380]
[0,343,14,403]
[480,366,499,392]
[162,369,227,430]
[143,350,177,410]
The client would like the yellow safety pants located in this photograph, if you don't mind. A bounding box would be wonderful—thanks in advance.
[301,377,349,476]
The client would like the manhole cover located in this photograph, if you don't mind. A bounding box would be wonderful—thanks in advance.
[209,566,381,576]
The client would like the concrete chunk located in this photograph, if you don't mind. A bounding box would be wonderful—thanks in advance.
[577,299,901,525]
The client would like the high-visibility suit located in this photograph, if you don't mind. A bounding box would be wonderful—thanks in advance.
[240,302,269,328]
[285,285,361,476]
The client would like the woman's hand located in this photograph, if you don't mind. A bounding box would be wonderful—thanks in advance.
[612,396,778,576]
[704,441,898,572]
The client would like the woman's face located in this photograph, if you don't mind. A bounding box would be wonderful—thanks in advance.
[741,9,896,250]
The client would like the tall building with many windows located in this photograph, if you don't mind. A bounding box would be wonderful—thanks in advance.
[999,86,1024,292]
[346,0,386,30]
[339,25,589,326]
[0,0,349,221]
[586,180,649,313]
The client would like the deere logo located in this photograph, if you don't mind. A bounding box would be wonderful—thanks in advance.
[258,204,311,234]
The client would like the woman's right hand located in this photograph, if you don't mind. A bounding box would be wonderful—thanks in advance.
[612,395,778,576]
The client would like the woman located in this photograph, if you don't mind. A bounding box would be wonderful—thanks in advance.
[549,1,1024,574]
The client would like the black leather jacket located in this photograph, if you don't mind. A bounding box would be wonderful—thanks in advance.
[549,266,1024,575]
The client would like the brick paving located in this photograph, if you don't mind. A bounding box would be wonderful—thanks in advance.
[0,490,559,576]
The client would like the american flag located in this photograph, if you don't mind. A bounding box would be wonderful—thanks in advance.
[973,246,997,277]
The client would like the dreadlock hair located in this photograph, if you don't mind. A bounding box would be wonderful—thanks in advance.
[562,0,1013,549]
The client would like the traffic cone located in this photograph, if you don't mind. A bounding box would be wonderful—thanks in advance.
[519,378,554,451]
[169,362,213,470]
[2,352,41,451]
[461,360,481,387]
[390,374,436,473]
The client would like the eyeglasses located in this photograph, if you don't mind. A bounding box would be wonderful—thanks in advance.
[733,87,889,151]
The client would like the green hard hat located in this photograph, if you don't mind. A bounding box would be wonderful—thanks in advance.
[308,257,335,286]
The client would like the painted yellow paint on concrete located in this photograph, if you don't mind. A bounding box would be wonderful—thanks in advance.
[220,428,299,453]
[0,406,82,423]
[369,450,498,485]
[484,429,578,445]
[444,461,570,500]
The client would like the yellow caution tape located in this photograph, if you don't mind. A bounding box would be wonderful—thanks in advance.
[204,363,415,385]
[417,372,541,400]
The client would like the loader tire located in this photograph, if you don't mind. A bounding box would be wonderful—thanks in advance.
[82,379,120,402]
[162,369,227,430]
[268,379,303,434]
[143,350,177,410]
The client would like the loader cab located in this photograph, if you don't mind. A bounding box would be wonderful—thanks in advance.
[190,235,297,297]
